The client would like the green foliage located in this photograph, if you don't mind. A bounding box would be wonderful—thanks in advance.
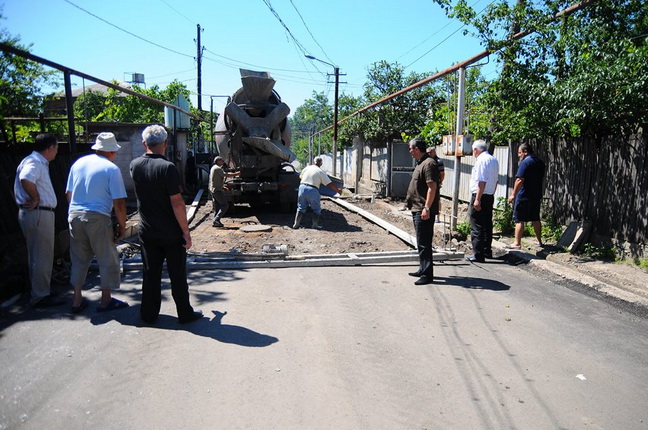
[454,221,471,240]
[290,90,366,165]
[74,89,110,121]
[73,80,192,124]
[420,68,490,145]
[290,91,334,164]
[522,215,564,243]
[494,197,515,234]
[292,61,489,155]
[579,243,616,260]
[359,60,443,143]
[0,21,60,144]
[432,0,648,142]
[633,258,648,271]
[541,216,564,243]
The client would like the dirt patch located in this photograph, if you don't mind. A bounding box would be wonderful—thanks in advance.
[185,195,473,256]
[188,197,419,256]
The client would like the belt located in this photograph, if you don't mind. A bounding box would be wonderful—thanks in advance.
[23,206,56,212]
[302,183,318,189]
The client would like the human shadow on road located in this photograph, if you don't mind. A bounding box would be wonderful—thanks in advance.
[433,275,511,291]
[90,307,278,347]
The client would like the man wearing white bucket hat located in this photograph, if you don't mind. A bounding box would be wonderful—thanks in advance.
[65,132,128,313]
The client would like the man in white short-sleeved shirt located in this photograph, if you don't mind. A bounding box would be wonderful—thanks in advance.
[467,139,499,263]
[292,156,341,229]
[14,133,64,307]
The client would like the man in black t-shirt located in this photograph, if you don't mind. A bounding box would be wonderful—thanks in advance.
[130,125,202,324]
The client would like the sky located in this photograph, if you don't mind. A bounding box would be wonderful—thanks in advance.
[1,0,499,117]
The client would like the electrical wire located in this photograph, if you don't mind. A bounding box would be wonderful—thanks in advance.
[203,48,320,74]
[147,68,196,79]
[289,0,335,65]
[201,53,331,87]
[63,0,193,58]
[261,0,310,56]
[401,0,495,70]
[404,25,467,69]
[158,0,196,25]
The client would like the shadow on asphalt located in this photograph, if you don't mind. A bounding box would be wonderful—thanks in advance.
[90,308,278,347]
[433,276,511,291]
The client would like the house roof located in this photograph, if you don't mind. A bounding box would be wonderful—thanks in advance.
[53,82,133,98]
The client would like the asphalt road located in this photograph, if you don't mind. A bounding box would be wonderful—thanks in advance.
[1,259,647,429]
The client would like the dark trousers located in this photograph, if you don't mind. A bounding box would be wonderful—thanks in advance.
[469,193,494,259]
[139,234,194,322]
[412,211,434,278]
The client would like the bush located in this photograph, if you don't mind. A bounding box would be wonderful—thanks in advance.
[454,221,471,241]
[579,243,616,260]
[493,197,515,235]
[633,258,648,272]
[523,216,564,243]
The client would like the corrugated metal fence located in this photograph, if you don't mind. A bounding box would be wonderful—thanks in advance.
[436,146,511,205]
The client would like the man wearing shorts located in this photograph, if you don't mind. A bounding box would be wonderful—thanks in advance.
[508,143,546,248]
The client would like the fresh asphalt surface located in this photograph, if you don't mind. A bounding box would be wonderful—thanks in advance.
[1,259,647,429]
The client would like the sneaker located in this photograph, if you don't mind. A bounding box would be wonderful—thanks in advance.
[212,220,224,228]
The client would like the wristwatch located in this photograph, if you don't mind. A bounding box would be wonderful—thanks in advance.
[423,206,430,211]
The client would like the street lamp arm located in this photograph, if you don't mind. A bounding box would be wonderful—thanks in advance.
[304,54,336,68]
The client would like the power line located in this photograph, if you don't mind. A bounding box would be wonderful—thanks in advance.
[261,0,309,56]
[148,68,196,79]
[63,0,193,59]
[400,0,495,69]
[159,0,195,25]
[289,0,335,65]
[201,52,330,87]
[404,25,467,69]
[203,48,321,74]
[396,19,457,62]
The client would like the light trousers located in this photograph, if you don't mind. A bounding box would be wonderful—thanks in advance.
[18,209,55,303]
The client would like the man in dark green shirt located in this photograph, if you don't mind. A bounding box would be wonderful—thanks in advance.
[406,137,440,285]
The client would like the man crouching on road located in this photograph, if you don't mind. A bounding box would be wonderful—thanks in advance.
[292,156,342,230]
[406,137,440,285]
[130,125,202,324]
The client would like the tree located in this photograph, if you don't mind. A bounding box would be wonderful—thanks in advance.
[290,91,334,163]
[420,67,490,145]
[0,23,60,144]
[359,60,443,144]
[434,0,648,141]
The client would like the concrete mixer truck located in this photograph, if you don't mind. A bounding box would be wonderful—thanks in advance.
[214,69,300,211]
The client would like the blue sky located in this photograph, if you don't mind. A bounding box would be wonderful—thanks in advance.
[2,0,498,116]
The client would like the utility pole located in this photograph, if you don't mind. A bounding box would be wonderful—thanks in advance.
[304,55,344,177]
[451,67,466,230]
[332,66,339,177]
[196,24,203,111]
